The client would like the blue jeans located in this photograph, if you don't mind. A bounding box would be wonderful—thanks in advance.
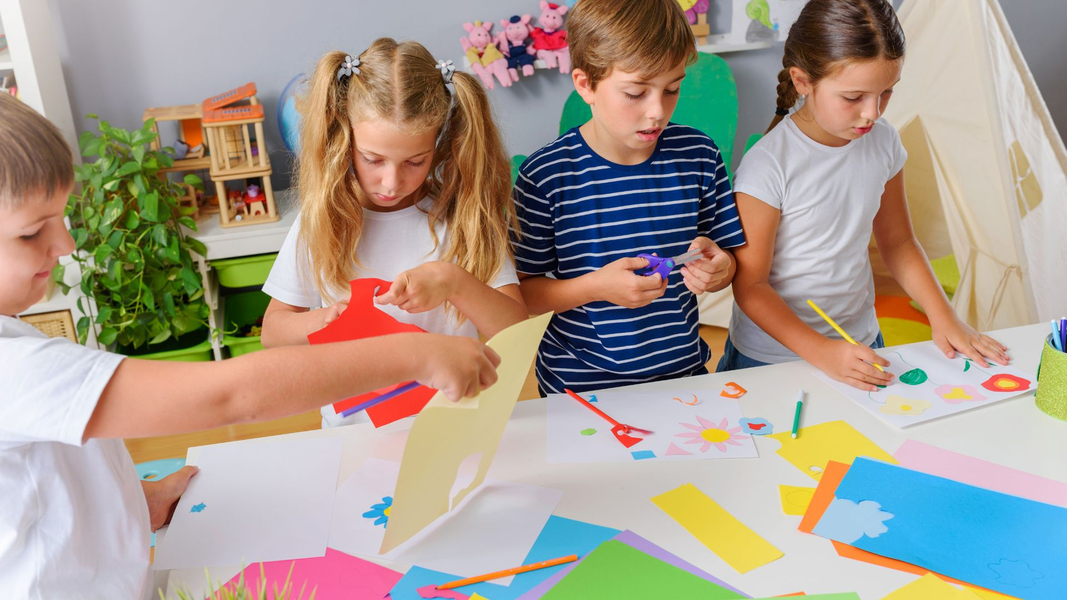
[716,332,885,372]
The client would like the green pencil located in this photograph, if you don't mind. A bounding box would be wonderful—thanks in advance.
[791,390,804,439]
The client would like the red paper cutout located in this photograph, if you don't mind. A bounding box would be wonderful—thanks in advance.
[720,382,747,398]
[308,278,437,427]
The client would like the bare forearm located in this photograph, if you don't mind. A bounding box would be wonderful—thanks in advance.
[88,334,424,439]
[734,281,828,360]
[880,237,955,323]
[518,273,600,314]
[261,307,321,347]
[448,273,527,338]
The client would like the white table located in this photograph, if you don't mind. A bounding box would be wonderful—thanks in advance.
[158,322,1067,599]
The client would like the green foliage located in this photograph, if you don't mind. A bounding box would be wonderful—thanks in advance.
[59,115,209,350]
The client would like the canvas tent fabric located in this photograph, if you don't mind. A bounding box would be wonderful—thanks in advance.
[700,0,1067,331]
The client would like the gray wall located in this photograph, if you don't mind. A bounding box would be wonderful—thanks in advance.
[52,0,1066,190]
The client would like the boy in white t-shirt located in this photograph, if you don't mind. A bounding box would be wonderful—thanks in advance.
[0,93,500,598]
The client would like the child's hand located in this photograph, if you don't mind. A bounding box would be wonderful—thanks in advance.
[417,334,502,401]
[375,262,458,313]
[318,299,349,329]
[812,339,894,392]
[592,257,669,308]
[142,465,199,532]
[681,236,733,295]
[931,316,1010,367]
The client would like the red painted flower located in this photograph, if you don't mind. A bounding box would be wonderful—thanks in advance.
[980,374,1031,393]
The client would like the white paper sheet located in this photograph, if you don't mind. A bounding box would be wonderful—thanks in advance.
[817,341,1036,428]
[329,458,563,584]
[546,390,759,463]
[153,436,344,571]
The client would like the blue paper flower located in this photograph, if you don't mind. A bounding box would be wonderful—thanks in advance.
[812,498,893,544]
[739,417,773,435]
[362,496,393,528]
[190,502,206,513]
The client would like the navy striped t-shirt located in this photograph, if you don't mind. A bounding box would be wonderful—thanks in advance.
[512,124,745,394]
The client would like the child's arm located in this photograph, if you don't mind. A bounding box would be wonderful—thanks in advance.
[680,237,736,295]
[261,298,346,348]
[518,259,668,314]
[83,332,500,441]
[873,171,1009,366]
[373,261,527,338]
[732,192,893,391]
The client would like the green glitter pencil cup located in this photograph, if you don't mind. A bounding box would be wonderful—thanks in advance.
[1036,334,1067,421]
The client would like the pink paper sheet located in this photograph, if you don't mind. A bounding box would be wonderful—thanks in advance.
[894,440,1067,507]
[219,548,402,600]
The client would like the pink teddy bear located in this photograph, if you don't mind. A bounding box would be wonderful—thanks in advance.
[461,21,512,89]
[530,1,570,74]
[498,15,537,81]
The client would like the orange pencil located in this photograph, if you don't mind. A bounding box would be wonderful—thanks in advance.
[436,554,579,590]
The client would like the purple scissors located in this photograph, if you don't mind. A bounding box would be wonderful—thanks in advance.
[635,249,703,279]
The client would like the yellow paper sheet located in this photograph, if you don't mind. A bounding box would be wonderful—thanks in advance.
[470,595,490,600]
[767,420,896,481]
[883,574,985,600]
[778,484,816,516]
[651,483,783,574]
[380,313,551,553]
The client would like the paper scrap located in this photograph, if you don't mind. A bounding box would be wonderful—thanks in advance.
[768,420,896,481]
[381,313,551,554]
[778,484,816,516]
[651,483,783,574]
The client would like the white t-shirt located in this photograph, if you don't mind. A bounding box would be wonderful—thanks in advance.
[263,197,519,427]
[0,316,151,598]
[729,117,908,363]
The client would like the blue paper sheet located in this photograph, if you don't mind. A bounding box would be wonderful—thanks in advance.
[388,516,621,599]
[813,457,1067,600]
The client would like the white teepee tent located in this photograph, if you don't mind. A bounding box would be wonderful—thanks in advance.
[701,0,1067,332]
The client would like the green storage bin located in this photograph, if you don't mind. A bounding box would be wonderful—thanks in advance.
[222,290,271,357]
[211,253,278,288]
[117,327,213,362]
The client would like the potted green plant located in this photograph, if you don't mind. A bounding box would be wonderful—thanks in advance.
[56,115,212,358]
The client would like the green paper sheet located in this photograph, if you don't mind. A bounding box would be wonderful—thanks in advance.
[541,540,744,600]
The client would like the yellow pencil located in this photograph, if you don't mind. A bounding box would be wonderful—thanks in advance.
[806,299,885,372]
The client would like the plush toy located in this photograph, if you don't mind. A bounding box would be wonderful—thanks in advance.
[461,21,512,89]
[498,15,537,81]
[531,1,570,74]
[678,0,710,25]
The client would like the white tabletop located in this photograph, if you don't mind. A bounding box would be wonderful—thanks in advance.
[159,322,1067,599]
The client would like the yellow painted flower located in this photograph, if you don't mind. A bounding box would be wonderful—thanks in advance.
[879,395,933,416]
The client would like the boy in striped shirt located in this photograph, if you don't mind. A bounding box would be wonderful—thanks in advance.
[513,0,746,394]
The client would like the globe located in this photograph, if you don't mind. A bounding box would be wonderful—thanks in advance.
[278,73,308,155]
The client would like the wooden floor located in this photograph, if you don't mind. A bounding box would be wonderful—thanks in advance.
[123,326,731,464]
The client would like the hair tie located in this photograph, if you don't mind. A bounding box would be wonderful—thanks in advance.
[436,59,456,96]
[337,54,361,81]
[775,108,789,116]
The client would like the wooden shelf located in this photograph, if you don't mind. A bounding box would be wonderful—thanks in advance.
[697,34,775,54]
[161,156,212,173]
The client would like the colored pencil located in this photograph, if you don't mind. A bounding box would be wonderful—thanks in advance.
[791,390,804,439]
[807,299,885,372]
[436,555,579,590]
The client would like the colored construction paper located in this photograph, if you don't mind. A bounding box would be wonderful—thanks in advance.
[154,436,343,570]
[307,278,436,427]
[218,549,402,600]
[651,483,783,574]
[767,420,896,481]
[752,596,859,600]
[882,574,985,600]
[389,516,620,600]
[779,484,816,516]
[540,540,745,599]
[798,461,1015,598]
[811,458,1067,599]
[520,529,750,599]
[817,342,1035,428]
[894,440,1067,507]
[546,390,758,463]
[381,314,551,554]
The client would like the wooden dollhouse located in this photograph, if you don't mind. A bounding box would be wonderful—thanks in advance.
[142,82,279,229]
